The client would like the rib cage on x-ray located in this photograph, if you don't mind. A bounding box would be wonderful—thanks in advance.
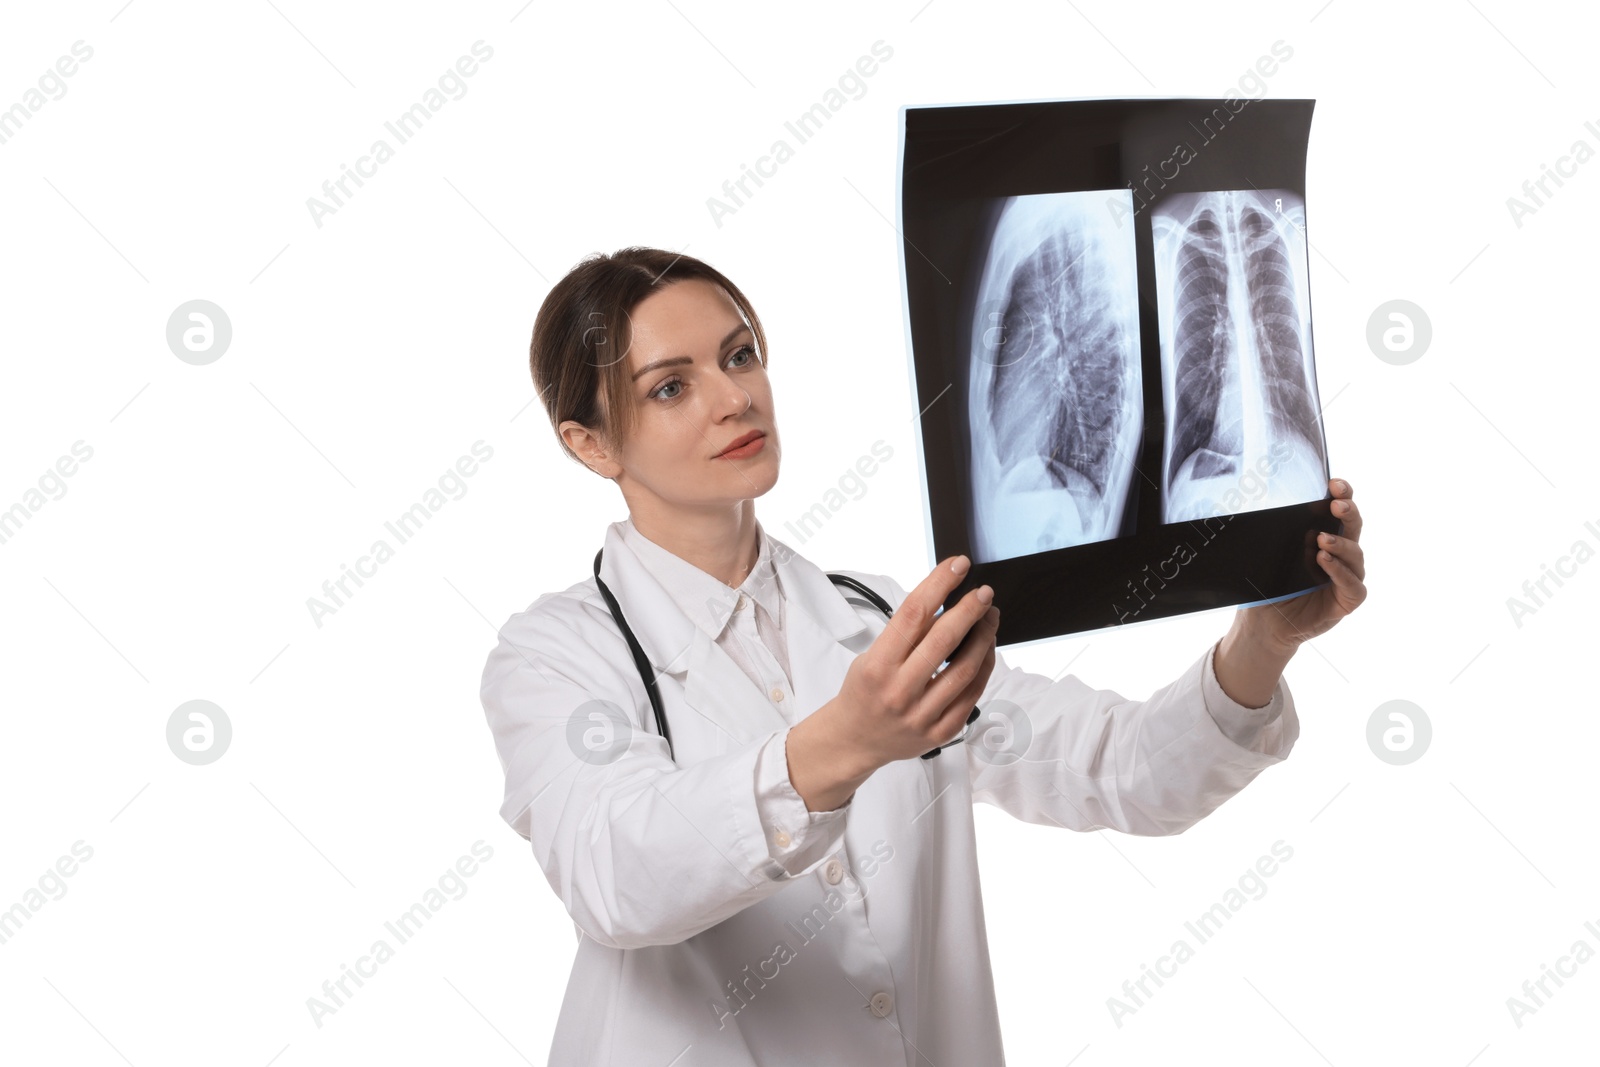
[966,192,1142,563]
[1157,190,1325,522]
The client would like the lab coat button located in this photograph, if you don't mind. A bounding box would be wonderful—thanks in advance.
[774,829,791,848]
[823,858,844,885]
[869,991,893,1018]
[770,687,784,702]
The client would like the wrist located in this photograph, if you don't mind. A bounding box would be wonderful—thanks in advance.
[1216,615,1296,709]
[787,704,878,812]
[1231,606,1301,661]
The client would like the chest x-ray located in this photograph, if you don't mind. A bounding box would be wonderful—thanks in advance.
[967,191,1143,562]
[1153,190,1327,523]
[897,97,1337,647]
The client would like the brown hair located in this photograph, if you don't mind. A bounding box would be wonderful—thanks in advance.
[530,246,769,471]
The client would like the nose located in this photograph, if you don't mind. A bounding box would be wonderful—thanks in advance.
[712,366,753,418]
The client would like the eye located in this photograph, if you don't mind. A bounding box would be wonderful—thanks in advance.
[646,345,757,402]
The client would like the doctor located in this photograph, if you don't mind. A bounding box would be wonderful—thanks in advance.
[479,246,1367,1066]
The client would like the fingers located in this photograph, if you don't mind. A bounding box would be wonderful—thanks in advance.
[915,583,994,680]
[1316,537,1368,607]
[932,605,998,686]
[1317,529,1365,583]
[887,555,993,677]
[1329,477,1363,543]
[926,607,999,740]
[888,555,970,652]
[937,652,995,747]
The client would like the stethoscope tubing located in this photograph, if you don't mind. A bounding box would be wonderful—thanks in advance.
[592,548,978,763]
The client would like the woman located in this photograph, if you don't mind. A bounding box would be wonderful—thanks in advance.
[479,246,1367,1066]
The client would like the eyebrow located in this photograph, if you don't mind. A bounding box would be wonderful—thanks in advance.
[631,324,752,382]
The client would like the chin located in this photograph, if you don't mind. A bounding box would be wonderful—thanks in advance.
[740,458,781,497]
[751,465,781,496]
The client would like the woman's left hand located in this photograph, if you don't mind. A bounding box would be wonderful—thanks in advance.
[1244,477,1367,654]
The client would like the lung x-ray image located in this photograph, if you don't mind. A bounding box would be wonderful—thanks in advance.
[1153,189,1326,523]
[967,191,1143,563]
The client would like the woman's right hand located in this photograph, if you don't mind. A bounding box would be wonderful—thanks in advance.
[785,556,999,812]
[840,555,1000,767]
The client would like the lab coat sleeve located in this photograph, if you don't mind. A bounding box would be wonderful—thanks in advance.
[754,728,854,870]
[869,574,1298,836]
[1198,636,1288,751]
[480,596,851,950]
[969,639,1298,835]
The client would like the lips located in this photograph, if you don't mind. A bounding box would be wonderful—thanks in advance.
[716,430,764,457]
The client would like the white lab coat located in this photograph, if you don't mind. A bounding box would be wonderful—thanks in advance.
[479,521,1299,1066]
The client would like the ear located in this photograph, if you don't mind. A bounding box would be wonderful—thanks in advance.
[560,420,622,479]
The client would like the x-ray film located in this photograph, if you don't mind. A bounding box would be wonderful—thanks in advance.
[967,190,1144,562]
[1154,189,1327,523]
[896,98,1337,647]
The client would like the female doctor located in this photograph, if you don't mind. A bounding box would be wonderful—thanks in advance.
[479,246,1367,1066]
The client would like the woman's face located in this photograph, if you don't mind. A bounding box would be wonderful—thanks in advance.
[603,277,780,512]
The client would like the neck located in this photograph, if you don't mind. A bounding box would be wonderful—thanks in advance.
[627,498,761,589]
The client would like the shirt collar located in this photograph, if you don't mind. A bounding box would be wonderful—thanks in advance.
[616,517,785,641]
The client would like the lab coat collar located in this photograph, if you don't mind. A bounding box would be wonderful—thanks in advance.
[595,518,872,745]
[616,517,786,645]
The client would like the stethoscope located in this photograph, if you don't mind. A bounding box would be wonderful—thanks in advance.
[594,549,980,762]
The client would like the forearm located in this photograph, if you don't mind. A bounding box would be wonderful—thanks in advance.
[785,701,881,812]
[1214,611,1296,709]
[526,734,845,948]
[969,642,1297,835]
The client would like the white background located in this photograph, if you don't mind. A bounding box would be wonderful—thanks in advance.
[2,1,1596,1064]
